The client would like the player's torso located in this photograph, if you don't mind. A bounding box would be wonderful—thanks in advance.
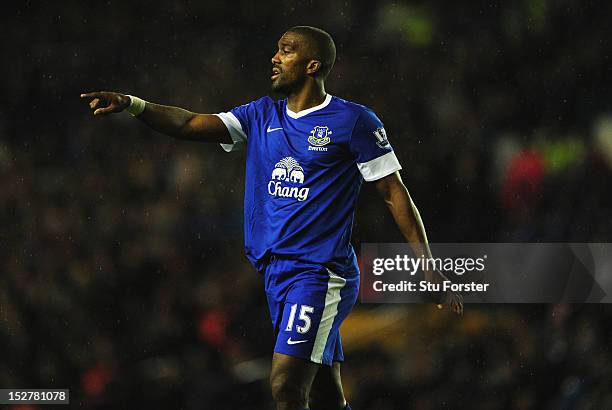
[247,97,357,202]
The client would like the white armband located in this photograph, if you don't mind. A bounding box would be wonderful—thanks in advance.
[125,95,146,117]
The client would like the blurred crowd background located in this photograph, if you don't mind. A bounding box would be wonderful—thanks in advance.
[1,0,612,409]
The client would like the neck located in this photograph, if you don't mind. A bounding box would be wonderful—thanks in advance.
[286,81,327,113]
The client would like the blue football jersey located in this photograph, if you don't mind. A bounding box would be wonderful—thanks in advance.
[215,94,401,274]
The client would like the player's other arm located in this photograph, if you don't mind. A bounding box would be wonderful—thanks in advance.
[80,91,232,144]
[375,172,463,314]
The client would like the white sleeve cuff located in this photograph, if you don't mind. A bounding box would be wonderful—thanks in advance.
[357,151,402,181]
[214,112,247,152]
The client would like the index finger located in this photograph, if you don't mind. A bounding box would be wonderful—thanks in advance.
[80,92,100,99]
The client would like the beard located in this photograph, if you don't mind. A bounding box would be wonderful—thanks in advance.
[271,74,306,95]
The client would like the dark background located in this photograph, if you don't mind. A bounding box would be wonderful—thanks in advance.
[2,1,612,409]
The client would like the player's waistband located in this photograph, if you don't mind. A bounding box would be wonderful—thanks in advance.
[268,254,291,263]
[265,254,359,277]
[267,253,331,266]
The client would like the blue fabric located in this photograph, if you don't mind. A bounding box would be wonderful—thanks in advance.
[228,95,396,273]
[265,257,359,366]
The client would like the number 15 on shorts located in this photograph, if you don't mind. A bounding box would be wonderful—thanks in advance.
[286,304,314,334]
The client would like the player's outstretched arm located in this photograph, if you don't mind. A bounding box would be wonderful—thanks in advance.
[375,171,463,315]
[80,91,232,144]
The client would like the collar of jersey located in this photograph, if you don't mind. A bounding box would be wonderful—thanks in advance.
[285,94,332,119]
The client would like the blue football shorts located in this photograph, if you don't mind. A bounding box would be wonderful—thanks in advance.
[264,257,360,366]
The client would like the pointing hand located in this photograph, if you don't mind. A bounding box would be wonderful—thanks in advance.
[80,91,131,116]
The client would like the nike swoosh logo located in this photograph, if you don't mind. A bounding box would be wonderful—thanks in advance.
[287,338,309,345]
[267,126,283,132]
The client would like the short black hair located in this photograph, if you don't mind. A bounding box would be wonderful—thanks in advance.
[286,26,336,79]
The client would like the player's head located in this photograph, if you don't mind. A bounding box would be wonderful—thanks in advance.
[271,26,336,94]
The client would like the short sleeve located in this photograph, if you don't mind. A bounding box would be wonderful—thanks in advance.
[349,108,402,181]
[215,100,259,152]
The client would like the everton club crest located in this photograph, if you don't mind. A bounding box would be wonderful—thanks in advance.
[308,126,332,147]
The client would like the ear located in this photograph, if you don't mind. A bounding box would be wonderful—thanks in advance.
[306,60,322,76]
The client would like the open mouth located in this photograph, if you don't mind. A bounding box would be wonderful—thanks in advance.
[271,67,281,80]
